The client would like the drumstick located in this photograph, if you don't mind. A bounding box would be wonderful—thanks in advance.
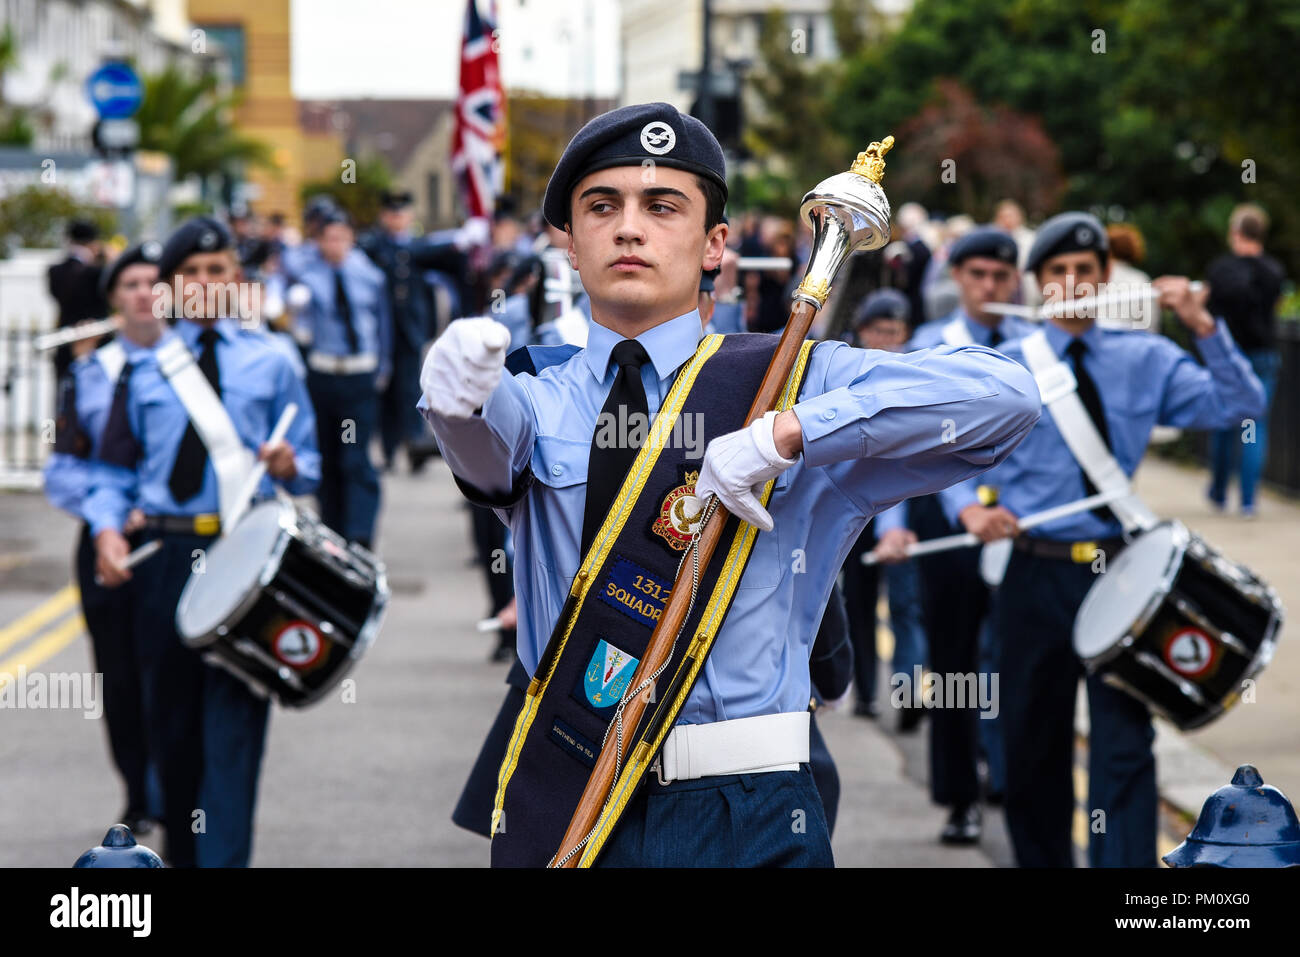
[862,489,1129,565]
[224,403,298,532]
[476,617,503,633]
[93,538,163,586]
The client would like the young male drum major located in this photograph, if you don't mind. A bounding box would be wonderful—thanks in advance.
[419,102,1043,867]
[947,212,1266,867]
[85,218,321,867]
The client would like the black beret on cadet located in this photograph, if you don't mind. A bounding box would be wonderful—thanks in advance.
[379,189,414,210]
[99,239,163,297]
[543,102,728,229]
[852,287,911,329]
[949,226,1018,267]
[157,217,234,279]
[1025,211,1109,274]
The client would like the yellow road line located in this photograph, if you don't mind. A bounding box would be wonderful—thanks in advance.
[0,613,87,688]
[0,585,79,656]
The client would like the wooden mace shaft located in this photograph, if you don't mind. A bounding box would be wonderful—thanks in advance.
[554,297,821,866]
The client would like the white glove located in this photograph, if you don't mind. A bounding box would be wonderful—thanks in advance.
[694,410,798,532]
[420,317,511,420]
[454,216,492,251]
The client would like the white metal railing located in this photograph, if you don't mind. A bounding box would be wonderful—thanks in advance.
[0,249,61,489]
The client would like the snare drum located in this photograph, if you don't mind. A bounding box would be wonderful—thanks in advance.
[1073,520,1282,730]
[176,499,388,707]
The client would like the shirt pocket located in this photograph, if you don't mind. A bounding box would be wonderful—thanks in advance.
[531,433,589,489]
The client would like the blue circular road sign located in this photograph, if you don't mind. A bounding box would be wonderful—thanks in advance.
[86,62,143,120]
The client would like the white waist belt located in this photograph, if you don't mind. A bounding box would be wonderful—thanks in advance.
[307,351,378,375]
[655,711,809,784]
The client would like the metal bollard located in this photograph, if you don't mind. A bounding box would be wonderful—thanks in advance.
[73,824,165,868]
[1163,764,1300,867]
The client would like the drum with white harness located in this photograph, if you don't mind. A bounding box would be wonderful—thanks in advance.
[175,497,388,706]
[1073,520,1282,730]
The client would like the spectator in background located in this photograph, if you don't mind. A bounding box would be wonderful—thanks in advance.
[993,199,1036,270]
[1103,224,1154,331]
[894,202,933,326]
[745,216,796,332]
[1206,203,1286,517]
[47,219,109,381]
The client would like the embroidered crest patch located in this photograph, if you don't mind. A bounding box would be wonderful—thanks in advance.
[581,639,640,711]
[651,469,705,551]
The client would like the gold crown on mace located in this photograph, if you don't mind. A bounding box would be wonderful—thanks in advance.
[850,136,895,184]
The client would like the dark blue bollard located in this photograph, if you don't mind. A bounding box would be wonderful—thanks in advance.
[1163,764,1300,867]
[73,824,165,868]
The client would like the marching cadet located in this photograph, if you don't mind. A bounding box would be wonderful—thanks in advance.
[43,241,166,835]
[947,212,1265,867]
[85,217,320,867]
[293,209,390,550]
[872,228,1033,845]
[358,190,466,473]
[419,102,1041,867]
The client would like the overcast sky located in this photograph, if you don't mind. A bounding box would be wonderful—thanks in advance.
[290,0,619,100]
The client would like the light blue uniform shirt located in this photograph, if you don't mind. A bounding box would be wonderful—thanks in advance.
[84,319,321,536]
[940,318,1265,541]
[875,309,1036,533]
[293,252,393,381]
[43,337,154,519]
[421,308,1041,723]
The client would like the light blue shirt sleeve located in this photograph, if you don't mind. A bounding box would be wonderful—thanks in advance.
[792,341,1042,514]
[84,460,137,537]
[1158,320,1265,428]
[43,452,90,518]
[267,352,321,497]
[419,371,535,500]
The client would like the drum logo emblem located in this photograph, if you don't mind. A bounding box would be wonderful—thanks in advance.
[652,470,704,551]
[272,621,328,670]
[1163,628,1215,679]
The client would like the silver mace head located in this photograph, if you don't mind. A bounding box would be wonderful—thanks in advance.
[794,136,895,309]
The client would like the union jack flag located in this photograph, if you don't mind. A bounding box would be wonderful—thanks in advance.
[451,0,505,220]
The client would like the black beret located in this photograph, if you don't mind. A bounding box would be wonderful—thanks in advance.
[303,195,339,225]
[157,216,234,279]
[99,239,163,298]
[67,218,99,244]
[949,226,1018,267]
[1025,211,1109,274]
[852,288,911,329]
[379,189,414,210]
[318,208,351,229]
[543,102,727,229]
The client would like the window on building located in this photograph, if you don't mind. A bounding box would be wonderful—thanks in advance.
[201,24,246,87]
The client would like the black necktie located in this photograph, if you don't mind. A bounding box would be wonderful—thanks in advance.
[1066,338,1117,523]
[99,363,140,468]
[334,269,360,354]
[989,328,1004,348]
[581,339,651,556]
[168,329,221,503]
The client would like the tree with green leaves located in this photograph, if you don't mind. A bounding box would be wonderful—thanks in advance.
[135,64,273,184]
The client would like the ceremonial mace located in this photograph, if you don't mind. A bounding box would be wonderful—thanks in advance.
[553,138,896,866]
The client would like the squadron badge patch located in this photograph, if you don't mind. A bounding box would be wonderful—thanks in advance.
[652,469,705,551]
[581,639,640,711]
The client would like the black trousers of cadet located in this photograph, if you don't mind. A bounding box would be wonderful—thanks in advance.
[910,494,988,809]
[995,548,1157,868]
[307,370,381,545]
[74,523,150,816]
[842,525,879,705]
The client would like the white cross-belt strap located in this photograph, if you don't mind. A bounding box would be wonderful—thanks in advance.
[941,316,974,347]
[94,340,127,385]
[155,336,254,527]
[655,711,810,784]
[1020,330,1155,533]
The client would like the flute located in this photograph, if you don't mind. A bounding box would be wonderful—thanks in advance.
[32,317,121,352]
